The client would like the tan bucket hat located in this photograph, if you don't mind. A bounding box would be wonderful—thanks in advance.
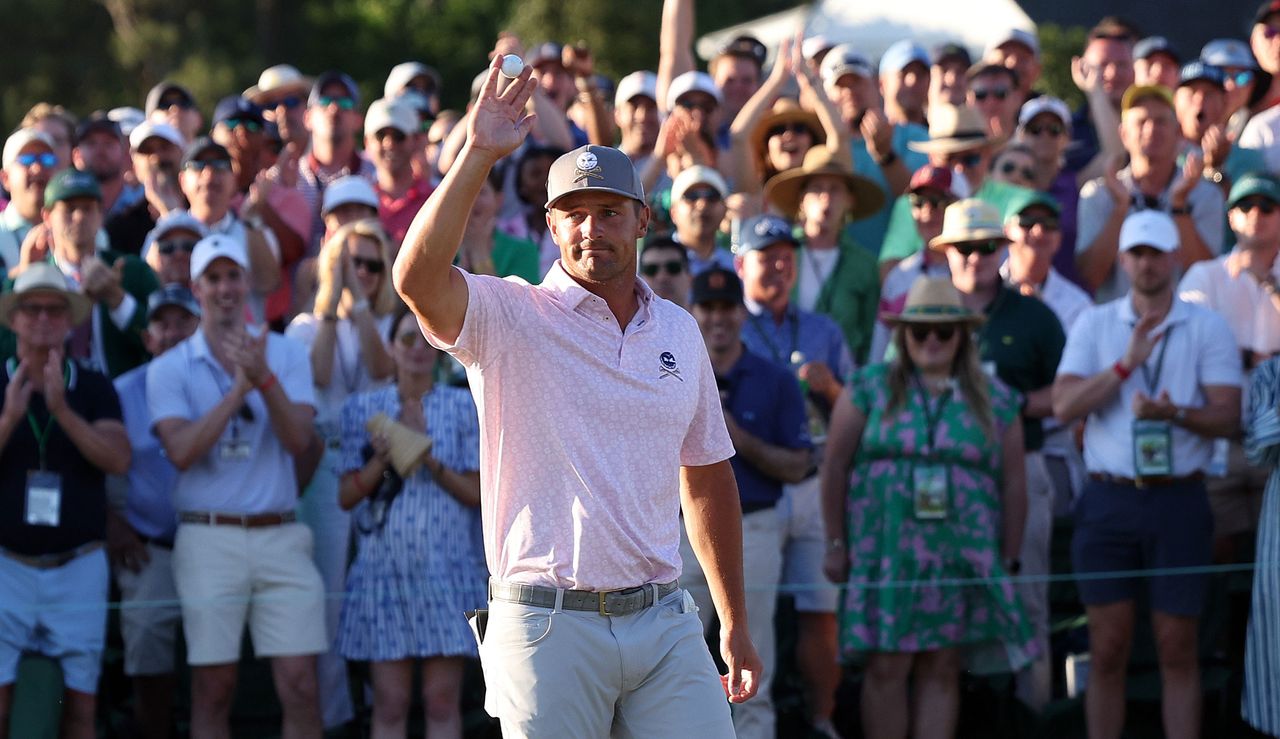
[0,262,92,328]
[244,64,314,104]
[751,98,825,162]
[928,198,1010,250]
[763,147,886,222]
[881,276,983,326]
[908,104,1001,155]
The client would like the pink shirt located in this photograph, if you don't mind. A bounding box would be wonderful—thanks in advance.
[377,177,433,247]
[426,263,733,591]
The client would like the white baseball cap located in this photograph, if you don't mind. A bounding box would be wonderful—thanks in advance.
[615,71,658,108]
[986,28,1041,58]
[384,61,441,98]
[3,128,56,169]
[108,107,146,138]
[1018,96,1072,129]
[820,44,875,85]
[666,71,723,111]
[364,98,418,137]
[802,35,835,61]
[141,210,208,262]
[129,121,186,152]
[190,234,250,280]
[670,165,729,203]
[321,175,379,216]
[1119,210,1179,253]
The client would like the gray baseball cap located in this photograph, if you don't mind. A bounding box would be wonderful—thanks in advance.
[544,145,645,210]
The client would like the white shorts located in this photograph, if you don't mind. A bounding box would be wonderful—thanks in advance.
[114,543,181,676]
[172,522,327,665]
[779,477,839,613]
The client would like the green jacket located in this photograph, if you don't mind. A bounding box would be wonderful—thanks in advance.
[794,233,880,366]
[0,249,159,378]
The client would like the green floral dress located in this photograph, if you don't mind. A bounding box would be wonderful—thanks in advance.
[835,363,1036,670]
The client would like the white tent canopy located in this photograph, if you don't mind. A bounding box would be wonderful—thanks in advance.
[696,0,1037,69]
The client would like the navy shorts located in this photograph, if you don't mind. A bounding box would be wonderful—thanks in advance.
[1071,477,1213,616]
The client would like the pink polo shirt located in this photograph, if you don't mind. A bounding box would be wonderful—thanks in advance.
[426,262,734,591]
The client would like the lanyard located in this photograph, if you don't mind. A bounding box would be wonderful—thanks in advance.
[913,374,953,455]
[7,357,68,470]
[1139,324,1174,395]
[748,311,800,366]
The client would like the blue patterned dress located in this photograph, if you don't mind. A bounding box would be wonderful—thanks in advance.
[1243,358,1280,735]
[334,384,487,661]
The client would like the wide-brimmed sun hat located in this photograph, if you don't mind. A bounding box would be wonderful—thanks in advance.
[763,147,885,222]
[881,276,983,326]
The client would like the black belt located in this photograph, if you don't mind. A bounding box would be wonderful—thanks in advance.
[0,541,103,570]
[1089,472,1205,489]
[488,579,680,616]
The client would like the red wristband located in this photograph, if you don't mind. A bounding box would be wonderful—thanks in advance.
[1112,361,1131,381]
[256,373,278,392]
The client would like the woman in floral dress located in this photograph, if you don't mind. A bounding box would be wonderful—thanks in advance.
[821,277,1034,738]
[336,309,484,739]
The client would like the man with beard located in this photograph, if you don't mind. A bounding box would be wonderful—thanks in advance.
[0,130,60,272]
[72,114,144,220]
[1054,209,1242,739]
[392,58,762,737]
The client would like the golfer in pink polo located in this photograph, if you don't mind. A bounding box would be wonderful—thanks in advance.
[392,56,762,738]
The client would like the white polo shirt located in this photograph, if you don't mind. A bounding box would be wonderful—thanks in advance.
[1057,295,1243,477]
[426,262,734,592]
[1178,250,1280,355]
[146,328,316,514]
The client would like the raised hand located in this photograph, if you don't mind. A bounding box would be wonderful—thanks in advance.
[1121,311,1164,373]
[861,107,894,162]
[468,55,538,161]
[562,41,595,80]
[1103,154,1129,206]
[1171,150,1202,206]
[41,348,67,417]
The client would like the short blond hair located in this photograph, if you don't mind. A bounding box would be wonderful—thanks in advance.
[313,218,399,317]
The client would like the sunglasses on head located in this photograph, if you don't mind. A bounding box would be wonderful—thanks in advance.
[183,158,231,172]
[908,323,958,342]
[1016,214,1060,230]
[641,260,685,277]
[768,122,811,138]
[953,240,1005,257]
[157,238,199,256]
[998,161,1037,181]
[16,152,57,168]
[317,95,356,111]
[224,118,263,133]
[972,87,1010,101]
[16,302,68,318]
[909,193,951,210]
[352,256,384,274]
[1235,197,1278,215]
[1024,122,1065,137]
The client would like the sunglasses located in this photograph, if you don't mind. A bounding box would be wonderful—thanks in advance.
[183,159,232,172]
[273,96,303,110]
[998,161,1037,181]
[768,123,812,138]
[641,260,685,277]
[157,238,199,256]
[1024,122,1065,137]
[972,87,1010,101]
[397,331,427,348]
[317,96,356,111]
[675,99,716,114]
[1235,198,1278,215]
[16,302,68,318]
[908,324,958,342]
[945,152,983,168]
[909,193,952,210]
[375,128,408,143]
[682,187,723,203]
[1226,69,1256,86]
[224,118,263,133]
[16,152,58,168]
[1016,214,1061,230]
[953,240,1005,257]
[352,256,384,274]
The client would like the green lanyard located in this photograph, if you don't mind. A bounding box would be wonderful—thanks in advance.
[7,357,68,470]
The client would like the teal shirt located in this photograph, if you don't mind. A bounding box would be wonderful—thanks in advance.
[846,123,931,257]
[878,179,1035,264]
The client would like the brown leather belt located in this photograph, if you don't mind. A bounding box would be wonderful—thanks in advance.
[1089,472,1205,489]
[0,541,103,570]
[179,511,297,528]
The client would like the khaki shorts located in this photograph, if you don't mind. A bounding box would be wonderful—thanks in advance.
[1206,440,1267,539]
[114,543,181,676]
[172,521,327,665]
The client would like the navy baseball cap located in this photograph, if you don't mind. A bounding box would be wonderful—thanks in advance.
[691,267,744,306]
[1135,36,1180,62]
[75,111,122,146]
[1179,61,1225,88]
[146,283,201,321]
[212,96,265,128]
[309,71,361,108]
[735,214,799,253]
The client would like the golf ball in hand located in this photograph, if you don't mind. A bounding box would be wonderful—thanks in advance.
[501,54,524,78]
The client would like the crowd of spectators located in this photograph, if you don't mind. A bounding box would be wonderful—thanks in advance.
[5,0,1280,737]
